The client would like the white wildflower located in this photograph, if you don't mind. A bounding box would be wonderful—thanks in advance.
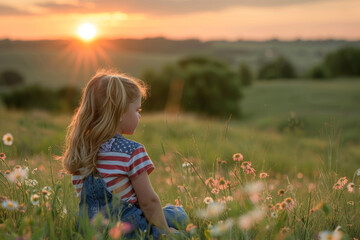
[2,133,14,146]
[30,194,40,205]
[210,218,234,236]
[203,197,214,205]
[6,167,28,183]
[1,200,18,210]
[196,202,226,219]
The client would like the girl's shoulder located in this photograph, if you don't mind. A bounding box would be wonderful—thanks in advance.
[99,134,144,155]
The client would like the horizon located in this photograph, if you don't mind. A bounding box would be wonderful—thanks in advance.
[1,36,360,43]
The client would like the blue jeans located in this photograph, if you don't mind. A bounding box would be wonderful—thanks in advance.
[78,174,188,239]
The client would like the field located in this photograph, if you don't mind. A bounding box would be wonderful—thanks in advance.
[1,78,360,239]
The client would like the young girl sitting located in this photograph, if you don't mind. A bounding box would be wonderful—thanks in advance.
[61,69,188,239]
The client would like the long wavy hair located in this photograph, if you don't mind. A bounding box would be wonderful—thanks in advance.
[61,69,147,176]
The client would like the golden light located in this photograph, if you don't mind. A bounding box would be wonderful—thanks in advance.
[78,23,96,40]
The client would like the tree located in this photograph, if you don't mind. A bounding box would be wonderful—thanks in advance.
[323,47,360,77]
[258,56,296,80]
[0,70,25,86]
[142,56,242,117]
[238,62,253,86]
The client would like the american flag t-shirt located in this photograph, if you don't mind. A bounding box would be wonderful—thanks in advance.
[71,135,154,203]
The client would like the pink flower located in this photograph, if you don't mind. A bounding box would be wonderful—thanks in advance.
[259,172,269,179]
[109,221,132,239]
[0,153,6,161]
[333,177,348,190]
[232,153,244,162]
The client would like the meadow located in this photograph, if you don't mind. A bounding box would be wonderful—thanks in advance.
[1,78,360,239]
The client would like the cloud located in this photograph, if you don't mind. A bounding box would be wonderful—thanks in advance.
[0,4,32,16]
[76,0,331,15]
[36,2,96,14]
[2,0,335,16]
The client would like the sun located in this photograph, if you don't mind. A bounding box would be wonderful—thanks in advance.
[78,23,96,41]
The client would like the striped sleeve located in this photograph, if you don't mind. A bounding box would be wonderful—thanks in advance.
[128,146,154,179]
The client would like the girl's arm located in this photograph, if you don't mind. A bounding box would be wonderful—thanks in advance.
[131,172,171,233]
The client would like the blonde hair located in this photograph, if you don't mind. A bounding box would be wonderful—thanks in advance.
[61,69,147,176]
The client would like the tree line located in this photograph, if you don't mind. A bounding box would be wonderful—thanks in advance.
[1,46,360,117]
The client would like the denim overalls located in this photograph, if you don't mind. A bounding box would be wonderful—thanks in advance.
[78,174,188,239]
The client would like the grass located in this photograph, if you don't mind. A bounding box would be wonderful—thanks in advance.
[1,79,360,239]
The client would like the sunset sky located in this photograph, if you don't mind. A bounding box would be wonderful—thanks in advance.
[1,0,360,41]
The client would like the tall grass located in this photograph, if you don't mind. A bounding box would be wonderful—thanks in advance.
[1,111,359,239]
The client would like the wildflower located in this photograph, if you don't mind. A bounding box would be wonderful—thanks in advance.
[196,202,226,219]
[0,152,6,160]
[32,168,38,174]
[205,177,217,188]
[282,197,295,211]
[210,218,234,236]
[177,185,185,193]
[182,162,192,168]
[356,169,360,176]
[267,204,275,211]
[238,208,265,230]
[58,169,66,179]
[232,153,243,162]
[277,189,286,197]
[30,194,40,205]
[25,179,38,187]
[270,211,278,218]
[211,188,220,194]
[186,224,197,234]
[333,177,348,190]
[1,199,18,210]
[42,186,52,198]
[226,196,234,202]
[90,212,110,229]
[259,172,269,179]
[218,177,230,190]
[109,221,132,240]
[318,229,343,240]
[175,198,183,207]
[6,167,28,183]
[241,161,252,170]
[347,201,354,206]
[297,172,304,179]
[204,197,214,205]
[266,195,273,201]
[2,133,14,146]
[347,182,355,193]
[275,203,283,210]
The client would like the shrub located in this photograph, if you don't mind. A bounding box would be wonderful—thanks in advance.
[258,56,296,80]
[1,84,81,113]
[0,70,25,86]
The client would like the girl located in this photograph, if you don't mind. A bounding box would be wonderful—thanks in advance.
[61,69,188,239]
